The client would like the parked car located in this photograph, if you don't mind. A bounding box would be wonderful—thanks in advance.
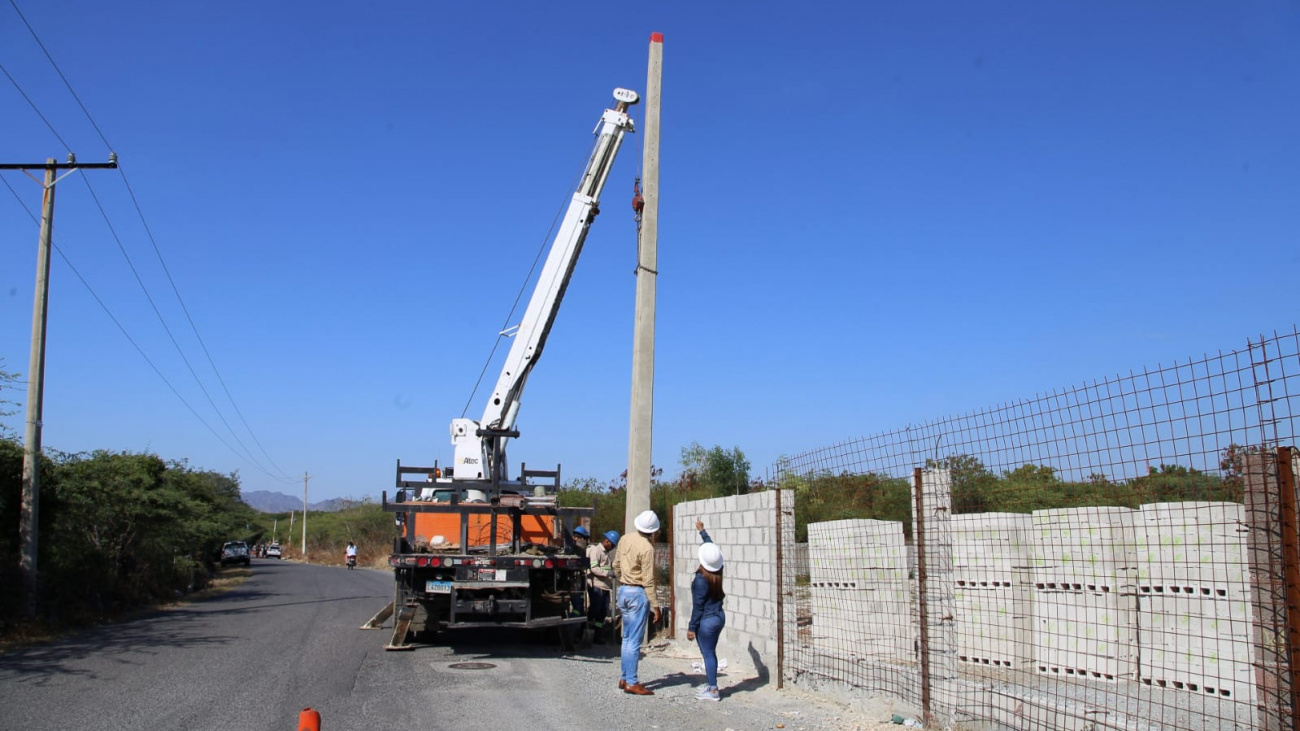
[221,541,251,567]
[266,543,282,559]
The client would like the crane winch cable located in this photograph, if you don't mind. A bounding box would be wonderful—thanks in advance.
[459,134,604,420]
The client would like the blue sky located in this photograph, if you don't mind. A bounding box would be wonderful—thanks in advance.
[2,2,1297,502]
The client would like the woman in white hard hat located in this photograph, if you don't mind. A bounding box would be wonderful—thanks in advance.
[614,509,661,696]
[688,518,726,702]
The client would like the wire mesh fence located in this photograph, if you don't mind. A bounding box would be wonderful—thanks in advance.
[772,329,1300,730]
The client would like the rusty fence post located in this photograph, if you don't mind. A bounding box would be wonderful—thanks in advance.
[1277,447,1300,731]
[1245,448,1300,731]
[913,467,931,722]
[776,486,785,689]
[669,502,676,637]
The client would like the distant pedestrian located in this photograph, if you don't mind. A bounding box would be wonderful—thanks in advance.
[688,518,726,702]
[614,510,661,696]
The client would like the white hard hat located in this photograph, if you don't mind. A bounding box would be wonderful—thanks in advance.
[634,510,660,534]
[699,542,724,572]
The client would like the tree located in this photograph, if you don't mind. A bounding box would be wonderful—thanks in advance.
[926,454,997,514]
[1131,463,1234,503]
[679,442,751,498]
[0,360,18,437]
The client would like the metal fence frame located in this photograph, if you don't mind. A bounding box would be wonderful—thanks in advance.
[773,329,1300,730]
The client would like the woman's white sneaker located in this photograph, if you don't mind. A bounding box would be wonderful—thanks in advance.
[694,687,720,702]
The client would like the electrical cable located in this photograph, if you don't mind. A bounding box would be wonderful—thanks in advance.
[0,62,71,153]
[8,0,110,151]
[7,0,294,482]
[458,134,601,420]
[115,170,294,481]
[77,173,284,482]
[2,174,260,471]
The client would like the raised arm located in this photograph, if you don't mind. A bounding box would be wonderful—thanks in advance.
[695,517,712,545]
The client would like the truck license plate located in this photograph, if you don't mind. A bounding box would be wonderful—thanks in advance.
[426,580,452,594]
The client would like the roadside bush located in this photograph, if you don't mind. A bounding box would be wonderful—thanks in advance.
[0,438,257,634]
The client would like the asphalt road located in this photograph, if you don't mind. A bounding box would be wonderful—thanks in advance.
[0,560,893,731]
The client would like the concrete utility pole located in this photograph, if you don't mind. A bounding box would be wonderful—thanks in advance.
[5,154,118,616]
[302,472,311,561]
[625,33,663,536]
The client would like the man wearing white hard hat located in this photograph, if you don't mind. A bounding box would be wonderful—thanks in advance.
[613,509,661,695]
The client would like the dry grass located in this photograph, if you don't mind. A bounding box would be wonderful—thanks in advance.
[0,619,64,650]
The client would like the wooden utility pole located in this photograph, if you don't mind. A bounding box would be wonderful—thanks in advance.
[5,154,118,615]
[302,472,311,561]
[625,32,663,536]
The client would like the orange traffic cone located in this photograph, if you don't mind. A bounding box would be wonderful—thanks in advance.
[298,708,321,731]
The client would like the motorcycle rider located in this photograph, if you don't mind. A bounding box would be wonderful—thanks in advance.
[345,541,358,569]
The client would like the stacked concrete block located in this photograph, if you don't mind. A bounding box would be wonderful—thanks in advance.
[1030,507,1139,681]
[672,491,784,672]
[807,518,913,661]
[951,513,1034,668]
[1135,502,1255,704]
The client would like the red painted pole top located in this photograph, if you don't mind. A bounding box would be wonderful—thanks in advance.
[650,32,664,43]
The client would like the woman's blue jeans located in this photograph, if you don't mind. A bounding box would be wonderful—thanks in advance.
[618,585,649,685]
[695,613,725,688]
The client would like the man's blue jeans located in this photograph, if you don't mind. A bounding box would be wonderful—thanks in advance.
[695,613,725,688]
[618,585,650,685]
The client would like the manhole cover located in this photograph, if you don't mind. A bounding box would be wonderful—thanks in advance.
[448,662,496,670]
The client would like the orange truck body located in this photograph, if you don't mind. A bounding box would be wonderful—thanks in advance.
[411,511,555,549]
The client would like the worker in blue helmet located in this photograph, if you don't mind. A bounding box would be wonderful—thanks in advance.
[573,524,591,550]
[586,529,619,644]
[569,524,592,640]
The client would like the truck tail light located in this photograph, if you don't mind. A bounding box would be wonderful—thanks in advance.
[544,559,554,569]
[430,557,442,567]
[416,557,429,567]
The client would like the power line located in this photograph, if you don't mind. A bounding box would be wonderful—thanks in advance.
[114,168,294,482]
[0,62,71,152]
[76,173,283,482]
[6,0,294,483]
[7,0,111,151]
[1,172,253,463]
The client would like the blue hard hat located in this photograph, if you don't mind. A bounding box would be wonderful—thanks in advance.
[604,530,620,546]
[573,525,589,537]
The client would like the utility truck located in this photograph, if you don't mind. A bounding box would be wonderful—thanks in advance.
[375,88,638,650]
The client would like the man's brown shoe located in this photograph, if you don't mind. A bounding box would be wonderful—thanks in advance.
[618,680,627,690]
[624,683,655,696]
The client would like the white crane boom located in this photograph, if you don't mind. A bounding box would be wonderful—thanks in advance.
[449,88,638,484]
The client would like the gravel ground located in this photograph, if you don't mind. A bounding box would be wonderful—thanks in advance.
[786,645,1258,730]
[623,639,924,730]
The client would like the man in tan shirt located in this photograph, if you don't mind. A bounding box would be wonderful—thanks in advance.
[614,510,661,696]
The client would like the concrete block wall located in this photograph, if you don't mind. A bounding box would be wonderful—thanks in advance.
[672,491,784,674]
[1030,507,1139,681]
[1135,502,1255,703]
[807,518,913,661]
[951,513,1034,668]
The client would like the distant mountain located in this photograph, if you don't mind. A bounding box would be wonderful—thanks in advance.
[242,490,366,514]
